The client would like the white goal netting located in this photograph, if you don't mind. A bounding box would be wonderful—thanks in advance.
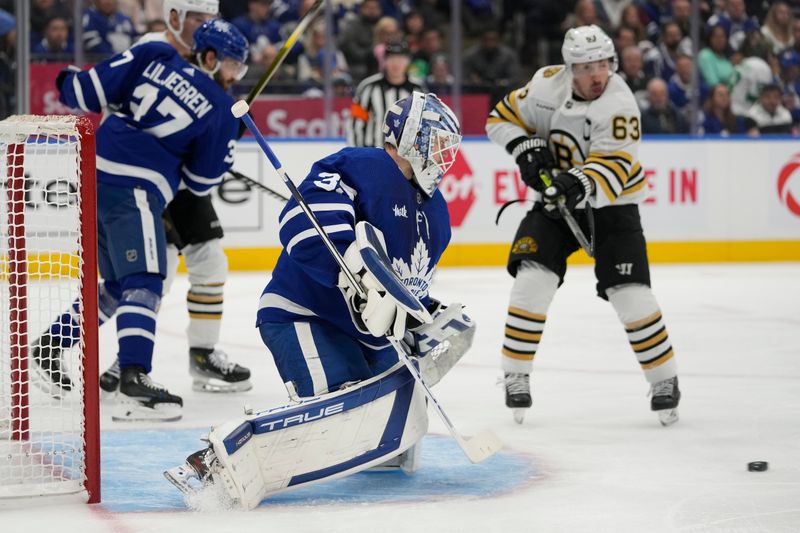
[0,115,98,501]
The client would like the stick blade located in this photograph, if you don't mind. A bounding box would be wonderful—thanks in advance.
[463,430,503,463]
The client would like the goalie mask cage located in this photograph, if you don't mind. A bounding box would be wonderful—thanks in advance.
[0,115,99,503]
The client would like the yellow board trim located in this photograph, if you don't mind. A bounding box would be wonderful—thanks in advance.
[168,241,800,273]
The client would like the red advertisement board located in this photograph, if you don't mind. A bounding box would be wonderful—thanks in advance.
[30,64,490,136]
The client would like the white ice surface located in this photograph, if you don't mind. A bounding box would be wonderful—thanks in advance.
[3,263,799,532]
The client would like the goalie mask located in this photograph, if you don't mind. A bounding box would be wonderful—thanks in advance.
[193,19,249,81]
[383,92,462,197]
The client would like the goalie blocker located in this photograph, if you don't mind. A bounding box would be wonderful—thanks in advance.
[165,362,427,510]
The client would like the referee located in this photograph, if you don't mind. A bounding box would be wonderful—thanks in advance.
[347,41,424,147]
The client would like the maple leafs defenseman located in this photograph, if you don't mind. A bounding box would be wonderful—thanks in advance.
[164,92,477,509]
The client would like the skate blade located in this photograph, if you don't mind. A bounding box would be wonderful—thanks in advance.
[192,378,252,393]
[112,400,182,422]
[657,408,679,426]
[31,365,70,400]
[513,408,527,424]
[164,464,203,496]
[100,387,118,403]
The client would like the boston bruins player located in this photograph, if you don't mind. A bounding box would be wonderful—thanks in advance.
[486,25,680,426]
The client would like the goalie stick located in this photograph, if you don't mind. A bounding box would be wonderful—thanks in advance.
[232,100,502,464]
[237,0,325,138]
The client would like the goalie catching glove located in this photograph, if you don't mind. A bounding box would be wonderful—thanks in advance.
[339,222,432,340]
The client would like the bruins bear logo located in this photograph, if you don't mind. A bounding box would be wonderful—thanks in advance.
[512,236,538,254]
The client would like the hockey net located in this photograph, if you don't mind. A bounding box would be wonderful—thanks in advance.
[0,115,99,503]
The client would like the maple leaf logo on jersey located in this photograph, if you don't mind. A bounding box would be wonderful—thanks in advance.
[391,238,433,298]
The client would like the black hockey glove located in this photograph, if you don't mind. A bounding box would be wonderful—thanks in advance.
[511,138,555,192]
[542,168,595,216]
[55,65,82,92]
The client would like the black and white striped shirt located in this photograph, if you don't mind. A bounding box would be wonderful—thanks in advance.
[347,73,423,147]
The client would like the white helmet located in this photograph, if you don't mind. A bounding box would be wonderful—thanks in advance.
[561,25,618,72]
[164,0,219,49]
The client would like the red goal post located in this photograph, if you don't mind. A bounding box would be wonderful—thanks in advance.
[0,115,99,503]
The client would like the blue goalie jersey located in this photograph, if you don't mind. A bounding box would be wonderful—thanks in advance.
[59,42,237,207]
[257,147,451,346]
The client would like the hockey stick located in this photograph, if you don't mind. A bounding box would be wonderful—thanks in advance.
[226,168,289,202]
[237,0,325,137]
[540,170,595,257]
[233,100,502,464]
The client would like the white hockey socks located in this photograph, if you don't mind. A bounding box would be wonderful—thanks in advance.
[501,261,558,374]
[607,284,677,384]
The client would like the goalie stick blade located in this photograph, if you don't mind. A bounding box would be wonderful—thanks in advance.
[461,430,503,464]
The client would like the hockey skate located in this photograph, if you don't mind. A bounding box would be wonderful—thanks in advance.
[112,365,183,422]
[99,358,120,400]
[189,348,252,393]
[164,446,217,496]
[30,333,72,398]
[651,376,681,426]
[503,372,532,424]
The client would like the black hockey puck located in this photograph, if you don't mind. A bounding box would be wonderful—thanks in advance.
[747,461,768,472]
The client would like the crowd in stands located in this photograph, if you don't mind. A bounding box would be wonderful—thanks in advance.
[0,0,799,136]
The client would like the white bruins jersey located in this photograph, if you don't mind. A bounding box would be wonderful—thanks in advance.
[486,65,645,209]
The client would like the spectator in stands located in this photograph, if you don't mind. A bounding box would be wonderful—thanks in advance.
[668,53,710,118]
[426,53,454,95]
[232,0,282,68]
[409,27,443,81]
[83,0,138,56]
[403,10,424,53]
[372,16,402,73]
[639,0,672,43]
[32,15,73,59]
[297,20,349,89]
[698,24,735,87]
[118,0,145,33]
[463,27,519,102]
[563,0,603,33]
[619,3,647,43]
[620,46,649,107]
[671,0,692,38]
[644,21,693,80]
[593,0,631,30]
[746,83,794,134]
[729,31,775,115]
[706,0,760,52]
[778,48,800,123]
[339,0,383,83]
[614,26,638,54]
[642,78,690,134]
[31,0,71,49]
[761,1,794,55]
[701,83,758,135]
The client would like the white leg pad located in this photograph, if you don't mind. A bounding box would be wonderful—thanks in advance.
[205,363,427,510]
